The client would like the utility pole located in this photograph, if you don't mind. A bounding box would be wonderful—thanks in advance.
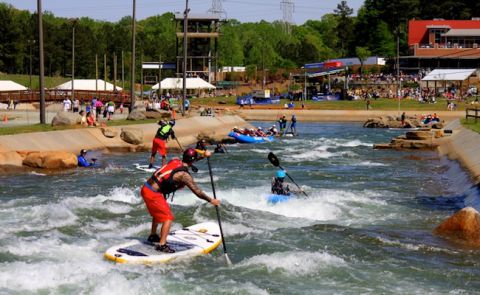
[158,54,162,98]
[104,53,107,91]
[397,30,401,116]
[121,51,125,90]
[37,0,46,123]
[113,52,117,92]
[95,54,98,98]
[280,0,295,33]
[140,54,144,101]
[71,19,77,103]
[130,0,136,112]
[182,0,189,116]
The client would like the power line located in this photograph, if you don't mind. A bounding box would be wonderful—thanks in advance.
[208,0,227,19]
[280,0,294,33]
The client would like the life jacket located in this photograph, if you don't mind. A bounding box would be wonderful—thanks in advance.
[149,159,189,197]
[155,124,172,140]
[272,178,289,195]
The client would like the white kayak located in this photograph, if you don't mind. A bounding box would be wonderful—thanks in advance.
[134,163,158,173]
[104,222,222,264]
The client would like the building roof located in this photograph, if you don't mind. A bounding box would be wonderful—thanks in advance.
[442,29,480,37]
[422,69,477,81]
[0,80,28,92]
[409,19,480,45]
[151,77,215,90]
[54,79,122,91]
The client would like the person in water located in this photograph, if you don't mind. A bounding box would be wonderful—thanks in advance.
[77,149,97,167]
[141,148,220,253]
[149,120,176,168]
[214,143,225,154]
[278,115,287,133]
[290,114,297,135]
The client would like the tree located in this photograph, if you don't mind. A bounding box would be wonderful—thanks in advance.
[334,1,354,57]
[355,46,371,77]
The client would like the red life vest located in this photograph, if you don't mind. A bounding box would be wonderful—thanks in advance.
[150,159,189,195]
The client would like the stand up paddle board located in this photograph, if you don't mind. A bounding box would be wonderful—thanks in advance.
[134,163,158,173]
[104,222,222,264]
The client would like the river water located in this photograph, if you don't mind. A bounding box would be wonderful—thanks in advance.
[1,122,480,294]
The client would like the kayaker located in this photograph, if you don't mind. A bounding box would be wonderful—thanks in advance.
[271,170,303,195]
[149,120,176,168]
[77,149,97,167]
[141,148,220,253]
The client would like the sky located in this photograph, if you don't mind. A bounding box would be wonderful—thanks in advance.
[2,0,365,24]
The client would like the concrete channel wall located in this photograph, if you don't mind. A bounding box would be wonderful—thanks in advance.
[438,121,480,184]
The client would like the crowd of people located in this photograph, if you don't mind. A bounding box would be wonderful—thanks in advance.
[60,96,126,127]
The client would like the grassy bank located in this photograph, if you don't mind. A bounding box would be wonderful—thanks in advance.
[0,119,159,136]
[191,96,472,111]
[0,73,69,89]
[461,118,480,133]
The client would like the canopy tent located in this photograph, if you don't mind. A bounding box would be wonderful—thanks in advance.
[0,80,28,91]
[54,79,123,91]
[151,77,215,90]
[422,69,477,81]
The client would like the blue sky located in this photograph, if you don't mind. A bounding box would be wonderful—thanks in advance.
[2,0,364,24]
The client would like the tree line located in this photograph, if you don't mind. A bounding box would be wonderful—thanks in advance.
[0,1,479,88]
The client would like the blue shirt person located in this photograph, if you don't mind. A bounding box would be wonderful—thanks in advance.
[77,149,97,167]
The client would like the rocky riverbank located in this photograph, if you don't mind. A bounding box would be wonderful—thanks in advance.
[0,114,251,173]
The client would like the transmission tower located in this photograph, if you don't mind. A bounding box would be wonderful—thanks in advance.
[208,0,227,18]
[280,0,294,33]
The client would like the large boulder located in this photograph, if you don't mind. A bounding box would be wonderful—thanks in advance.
[0,151,23,167]
[406,131,432,140]
[101,127,118,138]
[144,110,171,120]
[120,128,143,145]
[126,109,147,121]
[434,207,480,246]
[51,111,82,126]
[23,151,77,169]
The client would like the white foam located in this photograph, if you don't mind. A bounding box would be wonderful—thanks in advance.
[238,251,347,276]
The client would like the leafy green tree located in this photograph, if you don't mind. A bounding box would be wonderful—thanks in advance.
[355,46,371,77]
[334,1,354,57]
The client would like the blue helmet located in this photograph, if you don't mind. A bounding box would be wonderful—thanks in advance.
[276,170,286,178]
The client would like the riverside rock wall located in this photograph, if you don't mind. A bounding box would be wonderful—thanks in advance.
[0,115,251,172]
[438,121,480,184]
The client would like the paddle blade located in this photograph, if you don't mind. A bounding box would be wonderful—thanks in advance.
[268,152,280,167]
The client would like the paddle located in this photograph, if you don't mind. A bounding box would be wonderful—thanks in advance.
[206,157,233,266]
[267,152,308,197]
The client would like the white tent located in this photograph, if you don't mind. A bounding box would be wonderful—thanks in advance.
[0,80,28,91]
[54,79,123,91]
[422,69,477,81]
[151,77,215,90]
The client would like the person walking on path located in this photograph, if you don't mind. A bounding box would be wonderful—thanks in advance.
[141,148,220,253]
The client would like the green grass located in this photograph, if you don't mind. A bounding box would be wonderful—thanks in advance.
[461,118,480,133]
[0,73,69,89]
[191,96,470,111]
[0,119,160,136]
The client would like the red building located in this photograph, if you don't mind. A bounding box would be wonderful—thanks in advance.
[402,19,480,70]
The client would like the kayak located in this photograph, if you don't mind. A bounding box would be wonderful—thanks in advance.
[228,132,274,144]
[266,193,293,204]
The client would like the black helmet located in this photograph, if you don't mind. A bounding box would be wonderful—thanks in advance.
[182,148,198,163]
[169,120,176,126]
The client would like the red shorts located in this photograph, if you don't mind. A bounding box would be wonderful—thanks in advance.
[151,138,167,157]
[141,184,174,223]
